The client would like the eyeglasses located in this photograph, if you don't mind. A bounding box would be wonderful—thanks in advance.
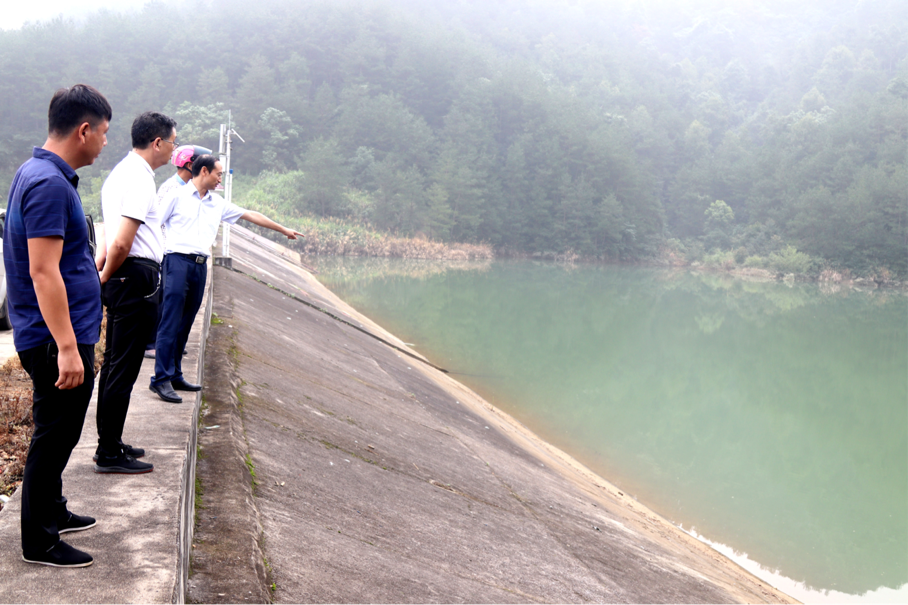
[159,138,178,148]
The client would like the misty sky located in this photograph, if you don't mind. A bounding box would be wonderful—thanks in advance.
[0,0,152,30]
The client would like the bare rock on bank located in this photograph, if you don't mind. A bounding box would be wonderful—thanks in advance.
[189,225,795,604]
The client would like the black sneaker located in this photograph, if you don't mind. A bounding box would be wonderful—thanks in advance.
[58,512,97,534]
[94,454,154,474]
[93,443,145,462]
[23,541,93,568]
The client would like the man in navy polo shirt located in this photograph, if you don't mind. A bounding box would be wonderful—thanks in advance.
[4,84,110,568]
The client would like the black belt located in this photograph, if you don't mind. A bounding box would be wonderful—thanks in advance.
[171,252,208,265]
[124,256,161,271]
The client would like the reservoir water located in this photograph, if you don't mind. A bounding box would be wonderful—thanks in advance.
[316,257,908,603]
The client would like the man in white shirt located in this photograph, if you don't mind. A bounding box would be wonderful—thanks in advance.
[94,111,177,474]
[144,144,211,360]
[149,154,303,403]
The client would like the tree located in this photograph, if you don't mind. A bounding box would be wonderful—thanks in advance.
[173,102,229,151]
[297,137,350,217]
[259,108,300,171]
[704,200,735,250]
[197,67,230,105]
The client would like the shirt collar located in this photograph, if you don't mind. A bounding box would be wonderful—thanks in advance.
[190,185,213,202]
[128,150,155,175]
[32,147,79,188]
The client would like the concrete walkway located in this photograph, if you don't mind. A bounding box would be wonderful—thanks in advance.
[0,259,212,603]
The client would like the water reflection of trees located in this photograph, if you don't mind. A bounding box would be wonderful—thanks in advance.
[315,256,491,288]
[663,271,906,333]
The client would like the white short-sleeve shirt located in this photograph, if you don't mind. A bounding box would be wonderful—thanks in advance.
[156,172,187,205]
[101,151,166,263]
[161,183,246,256]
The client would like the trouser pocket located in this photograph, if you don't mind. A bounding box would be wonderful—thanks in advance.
[103,261,160,310]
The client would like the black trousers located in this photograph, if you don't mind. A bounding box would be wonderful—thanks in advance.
[18,342,95,555]
[96,257,160,456]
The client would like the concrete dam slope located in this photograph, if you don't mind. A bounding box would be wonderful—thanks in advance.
[188,226,795,604]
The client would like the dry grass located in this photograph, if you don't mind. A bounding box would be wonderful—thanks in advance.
[294,229,494,260]
[95,311,106,374]
[239,209,495,261]
[0,311,106,510]
[0,356,33,508]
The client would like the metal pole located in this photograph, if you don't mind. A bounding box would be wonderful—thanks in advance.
[221,113,231,258]
[215,113,244,266]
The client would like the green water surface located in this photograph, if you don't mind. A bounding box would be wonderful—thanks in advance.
[317,258,908,601]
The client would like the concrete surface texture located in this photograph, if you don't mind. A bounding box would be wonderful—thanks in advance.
[0,259,212,604]
[188,226,796,604]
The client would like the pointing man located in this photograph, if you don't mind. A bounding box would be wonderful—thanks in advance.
[149,154,302,402]
[144,144,211,360]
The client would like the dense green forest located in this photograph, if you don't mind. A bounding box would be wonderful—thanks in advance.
[1,0,906,273]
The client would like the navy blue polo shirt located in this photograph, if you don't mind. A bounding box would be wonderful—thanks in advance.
[4,147,102,351]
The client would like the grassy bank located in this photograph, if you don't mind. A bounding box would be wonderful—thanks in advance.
[656,243,908,288]
[239,200,493,261]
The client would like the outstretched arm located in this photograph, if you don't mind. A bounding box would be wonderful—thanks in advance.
[239,211,304,240]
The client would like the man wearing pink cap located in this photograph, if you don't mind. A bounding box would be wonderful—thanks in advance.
[157,145,211,207]
[143,145,211,360]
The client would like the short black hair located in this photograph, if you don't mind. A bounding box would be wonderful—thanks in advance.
[47,84,112,137]
[131,111,177,149]
[191,154,218,177]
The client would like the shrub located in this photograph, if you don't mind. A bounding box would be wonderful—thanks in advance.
[734,246,748,264]
[684,239,705,263]
[744,255,766,268]
[768,246,814,274]
[703,250,735,269]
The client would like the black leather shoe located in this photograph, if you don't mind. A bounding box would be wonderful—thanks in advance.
[171,377,202,392]
[23,541,93,568]
[150,381,183,403]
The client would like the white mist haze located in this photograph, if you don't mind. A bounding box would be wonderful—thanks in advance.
[0,0,152,30]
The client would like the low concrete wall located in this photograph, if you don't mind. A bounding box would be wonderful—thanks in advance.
[173,257,215,603]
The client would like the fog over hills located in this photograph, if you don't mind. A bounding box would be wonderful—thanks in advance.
[1,0,905,273]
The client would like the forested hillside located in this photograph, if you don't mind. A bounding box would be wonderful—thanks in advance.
[1,0,906,272]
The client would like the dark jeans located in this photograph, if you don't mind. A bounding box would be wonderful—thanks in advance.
[96,257,160,456]
[152,254,207,386]
[18,342,95,555]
